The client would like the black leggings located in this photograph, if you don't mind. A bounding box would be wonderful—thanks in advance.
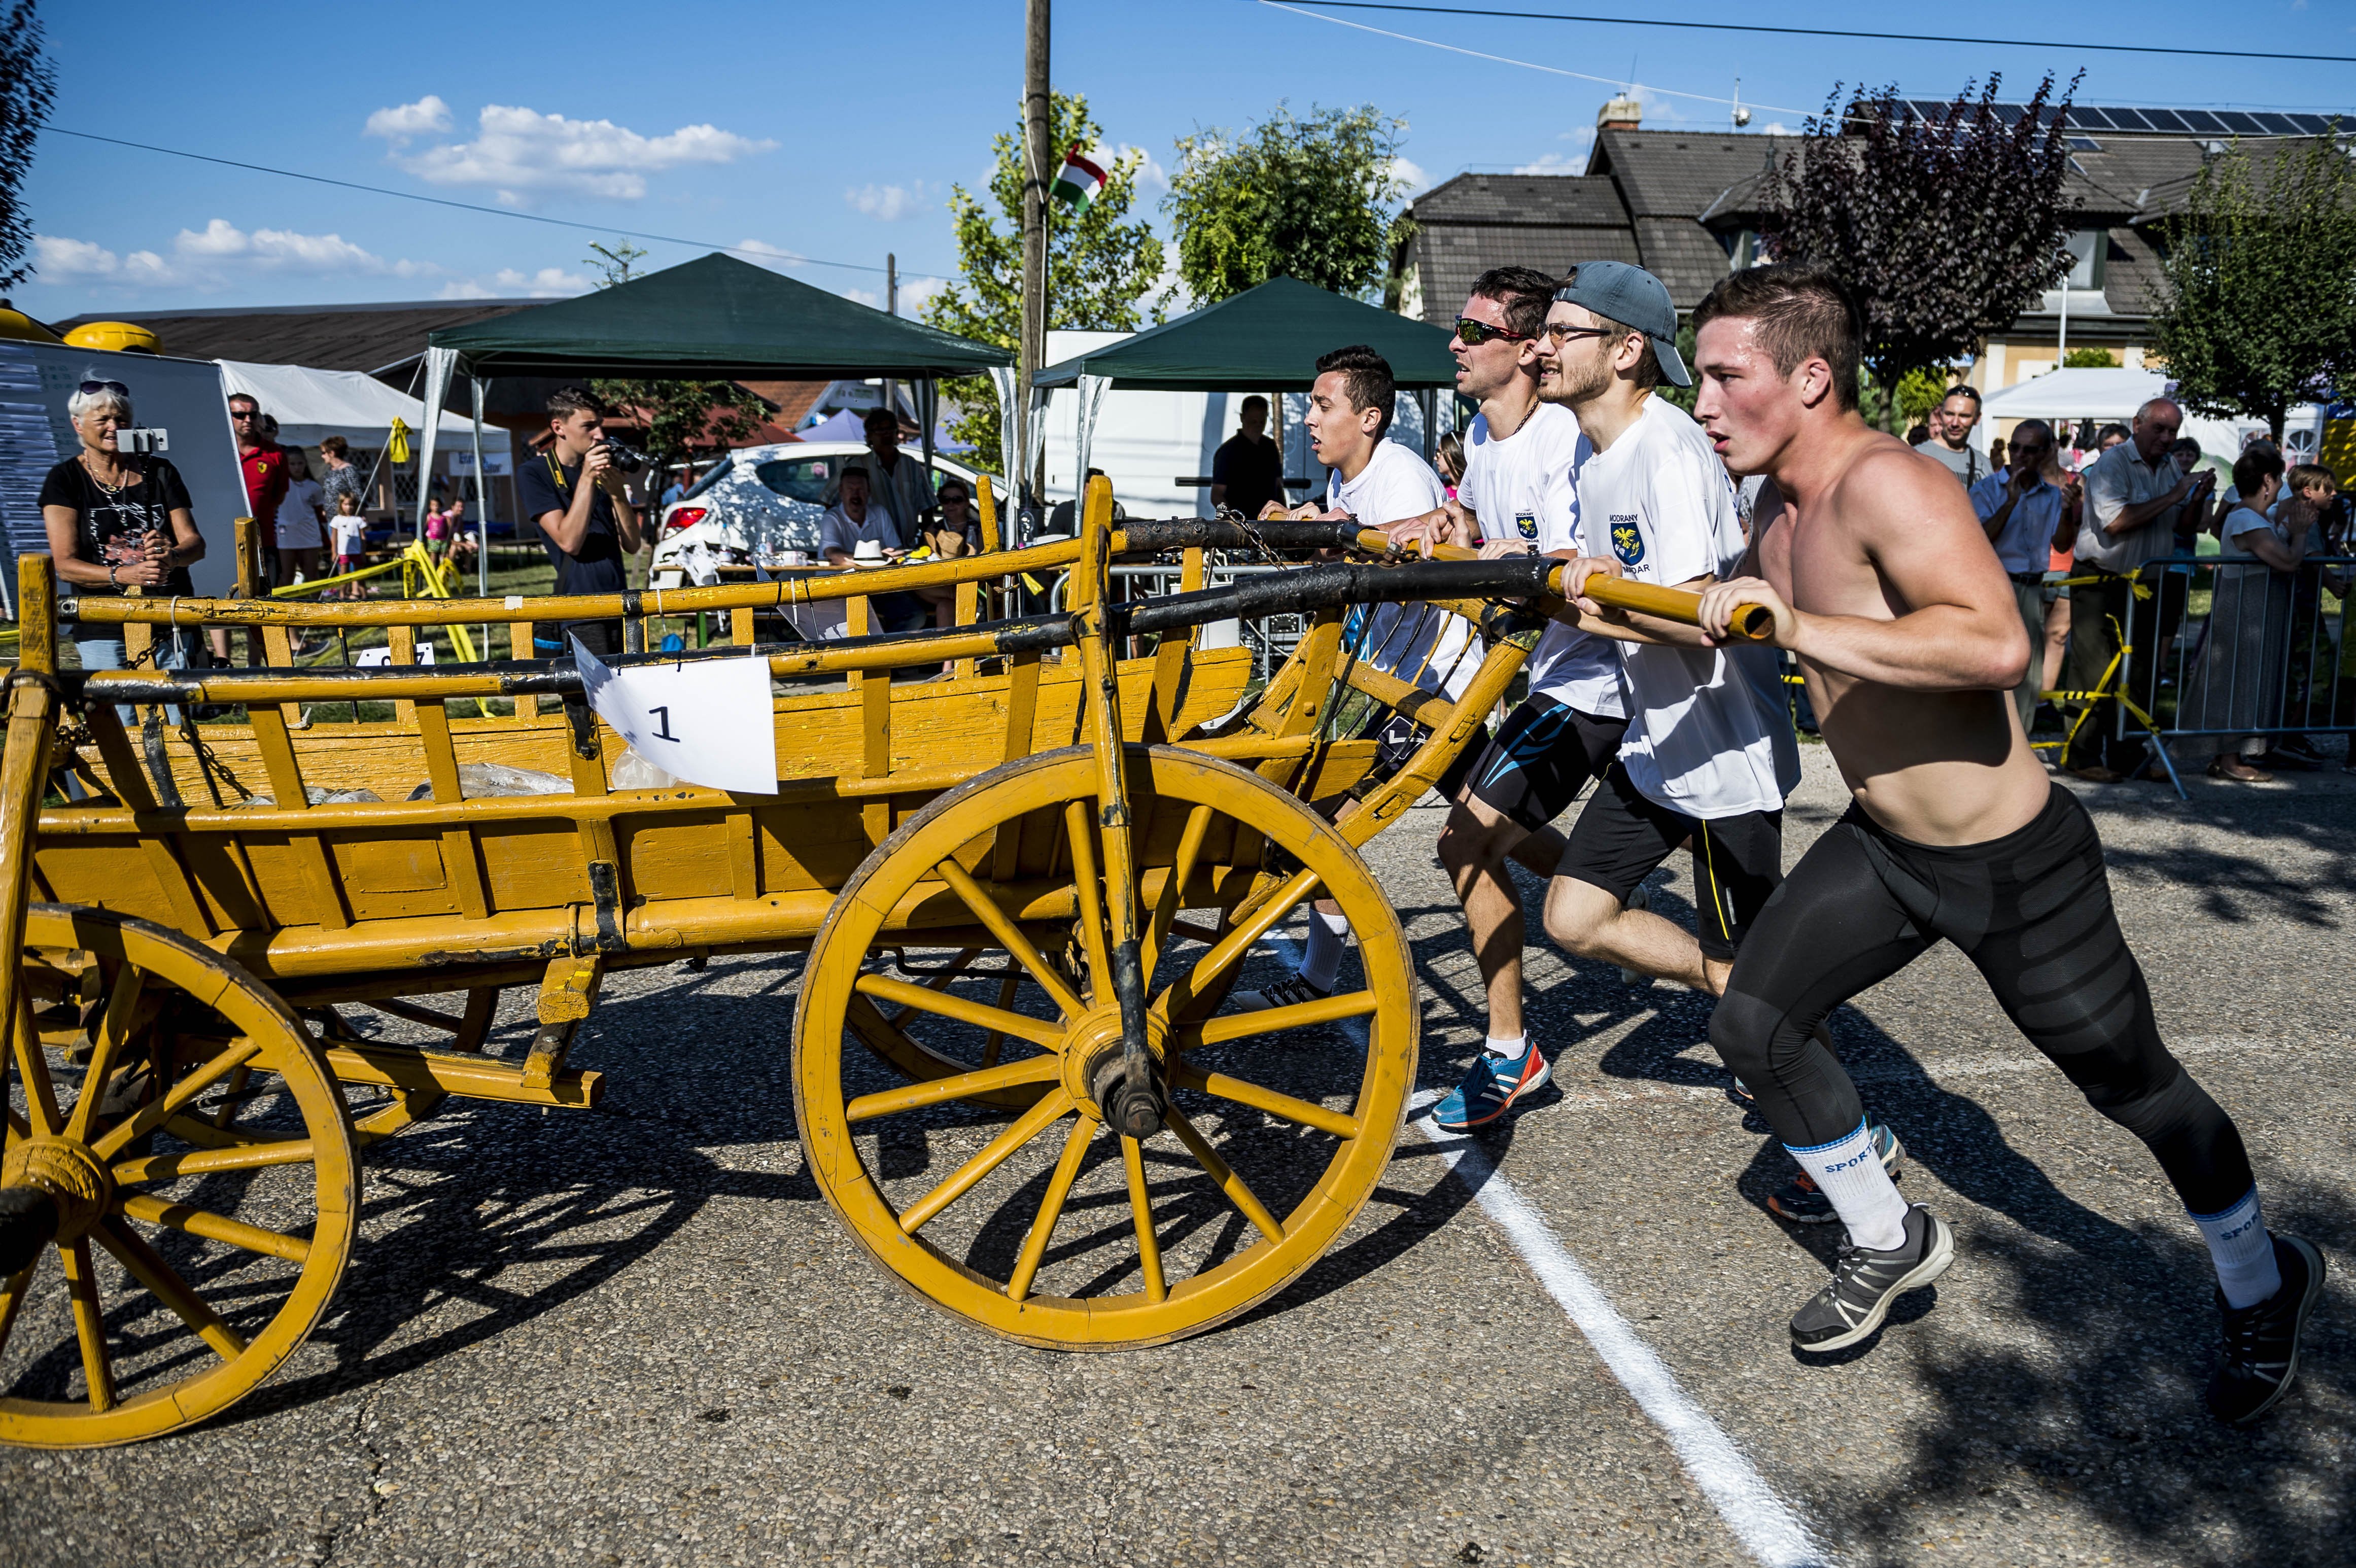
[1709,784,2254,1216]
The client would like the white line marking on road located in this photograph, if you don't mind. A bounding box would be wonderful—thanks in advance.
[1270,937,1830,1567]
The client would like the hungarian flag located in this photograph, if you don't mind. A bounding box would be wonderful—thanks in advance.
[1050,145,1106,212]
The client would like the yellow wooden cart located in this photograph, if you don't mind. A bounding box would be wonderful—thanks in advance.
[0,481,1747,1447]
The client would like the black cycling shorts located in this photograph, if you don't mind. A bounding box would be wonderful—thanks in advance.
[1358,706,1485,802]
[1455,696,1629,834]
[1557,762,1785,962]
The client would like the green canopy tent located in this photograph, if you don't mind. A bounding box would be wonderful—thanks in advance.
[416,253,1013,585]
[1030,276,1460,508]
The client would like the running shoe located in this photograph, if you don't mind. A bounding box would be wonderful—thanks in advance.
[1431,1047,1552,1133]
[2207,1234,2326,1425]
[1233,973,1332,1014]
[1789,1203,1954,1351]
[1618,883,1654,987]
[1769,1121,1905,1225]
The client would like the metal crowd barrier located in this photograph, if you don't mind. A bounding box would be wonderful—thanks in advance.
[2109,552,2355,758]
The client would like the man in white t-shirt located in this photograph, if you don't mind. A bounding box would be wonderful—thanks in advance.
[1238,343,1470,1012]
[1380,266,1630,1130]
[1533,262,1902,1216]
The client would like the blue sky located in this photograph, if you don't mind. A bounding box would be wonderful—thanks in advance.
[19,0,2353,320]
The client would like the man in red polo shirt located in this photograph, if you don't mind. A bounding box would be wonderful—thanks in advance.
[231,393,287,582]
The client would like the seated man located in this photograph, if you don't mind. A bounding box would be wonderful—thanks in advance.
[819,465,926,634]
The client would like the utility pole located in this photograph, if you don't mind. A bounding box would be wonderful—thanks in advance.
[1018,0,1050,515]
[886,252,897,316]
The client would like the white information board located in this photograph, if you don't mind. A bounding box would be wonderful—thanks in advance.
[572,637,779,795]
[0,342,247,614]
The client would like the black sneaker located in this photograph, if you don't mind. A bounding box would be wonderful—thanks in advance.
[1789,1203,1954,1351]
[1770,1121,1905,1225]
[2207,1234,2326,1425]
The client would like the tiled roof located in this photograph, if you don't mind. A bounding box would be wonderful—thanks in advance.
[1588,130,1796,219]
[52,299,542,378]
[1412,172,1629,225]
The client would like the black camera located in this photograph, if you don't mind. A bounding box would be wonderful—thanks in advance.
[598,439,650,476]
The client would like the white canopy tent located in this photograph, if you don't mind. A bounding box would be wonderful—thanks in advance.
[213,359,477,450]
[1979,368,2271,465]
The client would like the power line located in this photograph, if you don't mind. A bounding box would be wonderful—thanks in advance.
[37,125,956,284]
[1274,1,2356,65]
[1259,1,1809,112]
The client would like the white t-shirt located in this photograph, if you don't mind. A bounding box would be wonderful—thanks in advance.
[276,476,325,540]
[1577,397,1799,820]
[329,515,367,554]
[1458,402,1622,719]
[1327,440,1478,701]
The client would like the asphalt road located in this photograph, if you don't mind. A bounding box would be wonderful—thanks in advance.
[4,746,2350,1568]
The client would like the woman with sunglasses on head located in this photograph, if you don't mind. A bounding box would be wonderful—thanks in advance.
[40,374,207,682]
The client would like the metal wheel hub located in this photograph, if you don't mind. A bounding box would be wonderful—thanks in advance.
[1062,1005,1165,1122]
[1,1138,115,1243]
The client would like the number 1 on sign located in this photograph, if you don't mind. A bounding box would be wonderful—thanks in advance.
[649,705,678,742]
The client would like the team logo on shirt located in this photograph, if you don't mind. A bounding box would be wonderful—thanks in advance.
[1609,513,1645,566]
[1514,510,1539,542]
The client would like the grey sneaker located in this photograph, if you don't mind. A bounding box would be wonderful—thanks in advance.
[1233,973,1333,1014]
[1790,1203,1954,1351]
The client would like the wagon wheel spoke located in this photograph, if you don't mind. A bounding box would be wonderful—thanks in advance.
[11,988,61,1136]
[208,1062,254,1130]
[1153,866,1323,1023]
[887,949,980,1030]
[117,1193,313,1264]
[852,974,1065,1051]
[932,858,1086,1020]
[845,1055,1061,1123]
[1006,1112,1101,1302]
[90,1217,247,1363]
[1061,802,1115,998]
[1120,1134,1166,1304]
[62,959,146,1143]
[1162,1102,1286,1246]
[112,1135,321,1184]
[979,972,1021,1067]
[0,1261,34,1362]
[91,1037,262,1163]
[1169,1061,1360,1140]
[57,1238,117,1412]
[1141,804,1215,990]
[896,1091,1075,1235]
[1170,988,1381,1052]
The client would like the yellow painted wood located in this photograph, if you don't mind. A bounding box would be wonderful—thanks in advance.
[388,626,418,724]
[258,625,301,724]
[0,907,357,1449]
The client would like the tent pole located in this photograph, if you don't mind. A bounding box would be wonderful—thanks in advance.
[472,373,491,655]
[920,378,938,529]
[1420,388,1436,463]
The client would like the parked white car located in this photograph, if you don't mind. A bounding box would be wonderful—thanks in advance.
[649,441,983,589]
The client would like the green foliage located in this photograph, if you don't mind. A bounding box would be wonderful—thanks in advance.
[1655,321,1702,414]
[1164,104,1409,305]
[2151,132,2356,440]
[924,91,1167,461]
[1761,74,2082,425]
[1894,366,1954,426]
[2063,346,2117,368]
[580,239,767,464]
[0,1,52,292]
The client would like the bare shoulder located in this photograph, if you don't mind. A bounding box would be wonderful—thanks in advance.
[1833,438,1981,536]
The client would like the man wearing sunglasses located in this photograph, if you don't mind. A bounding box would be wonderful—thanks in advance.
[1383,267,1631,1130]
[230,393,286,591]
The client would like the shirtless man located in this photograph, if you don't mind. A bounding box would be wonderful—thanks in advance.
[1676,263,2317,1421]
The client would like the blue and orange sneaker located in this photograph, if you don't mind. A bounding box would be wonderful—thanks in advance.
[1432,1047,1552,1132]
[1769,1120,1905,1224]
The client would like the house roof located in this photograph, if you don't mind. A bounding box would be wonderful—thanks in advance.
[53,298,541,378]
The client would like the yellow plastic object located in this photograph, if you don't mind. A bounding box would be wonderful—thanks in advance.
[0,906,359,1448]
[0,305,60,343]
[792,745,1419,1348]
[59,321,157,355]
[387,417,410,466]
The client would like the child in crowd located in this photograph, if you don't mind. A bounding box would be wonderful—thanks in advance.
[1434,432,1465,499]
[329,491,369,599]
[424,497,450,557]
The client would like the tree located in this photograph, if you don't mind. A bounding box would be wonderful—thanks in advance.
[0,1,54,290]
[2150,131,2356,441]
[1164,104,1409,305]
[925,91,1166,460]
[579,240,768,468]
[1759,74,2082,426]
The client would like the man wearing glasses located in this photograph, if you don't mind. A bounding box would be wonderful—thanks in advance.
[1383,266,1627,1129]
[230,393,286,588]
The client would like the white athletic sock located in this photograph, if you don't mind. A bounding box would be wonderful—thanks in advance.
[1298,909,1350,993]
[1484,1033,1529,1061]
[2191,1188,2280,1310]
[1788,1120,1909,1252]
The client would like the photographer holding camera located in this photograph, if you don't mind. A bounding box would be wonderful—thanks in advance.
[518,384,642,657]
[42,374,206,679]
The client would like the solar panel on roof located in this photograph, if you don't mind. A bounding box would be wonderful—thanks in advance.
[2253,114,2302,135]
[2143,110,2192,132]
[2176,111,2229,135]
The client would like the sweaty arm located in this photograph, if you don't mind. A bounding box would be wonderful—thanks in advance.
[1700,452,2029,691]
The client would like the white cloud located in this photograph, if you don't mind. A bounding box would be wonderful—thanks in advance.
[845,183,925,222]
[493,266,593,297]
[894,274,948,316]
[1117,144,1169,195]
[31,221,428,291]
[730,238,807,270]
[1389,156,1430,196]
[1759,121,1793,137]
[388,104,776,203]
[436,278,496,300]
[844,286,880,308]
[364,95,453,143]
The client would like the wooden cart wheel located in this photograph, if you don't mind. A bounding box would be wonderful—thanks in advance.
[794,745,1417,1348]
[1,906,358,1448]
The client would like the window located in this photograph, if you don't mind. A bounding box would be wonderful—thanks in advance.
[753,458,836,502]
[2063,229,2106,290]
[1724,228,1762,269]
[2066,135,2103,152]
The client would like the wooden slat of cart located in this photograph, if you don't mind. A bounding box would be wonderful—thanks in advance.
[246,706,350,930]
